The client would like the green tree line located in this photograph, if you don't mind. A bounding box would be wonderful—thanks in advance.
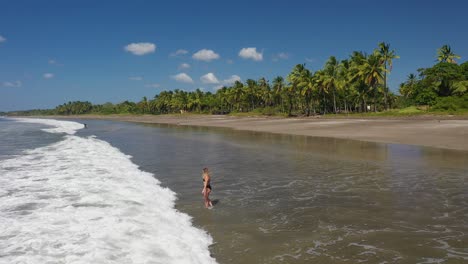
[6,43,467,117]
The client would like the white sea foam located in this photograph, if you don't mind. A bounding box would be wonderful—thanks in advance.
[11,117,84,134]
[0,119,217,264]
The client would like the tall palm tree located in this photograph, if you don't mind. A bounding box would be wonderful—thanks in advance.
[348,51,369,112]
[322,56,342,113]
[245,79,258,110]
[258,77,272,107]
[286,64,305,116]
[232,80,245,111]
[339,59,353,113]
[272,76,285,112]
[378,42,399,110]
[357,51,385,112]
[314,70,328,114]
[437,45,461,64]
[298,68,317,116]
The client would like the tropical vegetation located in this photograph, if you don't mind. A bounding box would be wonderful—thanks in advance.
[5,44,467,117]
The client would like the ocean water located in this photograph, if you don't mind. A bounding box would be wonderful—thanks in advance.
[1,117,468,264]
[0,118,216,264]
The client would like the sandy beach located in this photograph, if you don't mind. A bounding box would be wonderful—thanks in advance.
[31,114,468,151]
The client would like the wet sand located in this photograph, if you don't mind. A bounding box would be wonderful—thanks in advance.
[29,114,468,151]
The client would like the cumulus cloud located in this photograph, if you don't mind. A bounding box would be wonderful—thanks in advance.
[200,73,220,84]
[3,81,22,88]
[192,49,220,62]
[124,42,156,55]
[239,47,263,61]
[214,75,242,90]
[171,73,194,83]
[223,75,241,85]
[145,83,161,88]
[43,73,54,79]
[129,76,143,81]
[178,63,190,70]
[170,49,189,57]
[0,35,6,43]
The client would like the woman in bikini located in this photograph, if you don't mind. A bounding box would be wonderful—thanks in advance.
[202,167,213,208]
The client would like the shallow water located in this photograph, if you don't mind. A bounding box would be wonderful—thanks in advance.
[76,120,468,263]
[2,118,468,263]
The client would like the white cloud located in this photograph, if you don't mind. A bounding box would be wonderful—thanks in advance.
[226,59,234,64]
[124,42,156,56]
[48,58,63,66]
[305,58,316,63]
[0,35,6,43]
[43,73,54,79]
[239,47,263,61]
[145,83,161,88]
[223,75,241,85]
[171,73,194,83]
[129,76,143,81]
[192,49,220,62]
[170,49,189,57]
[213,75,241,89]
[200,73,220,84]
[178,63,190,70]
[3,81,22,88]
[273,52,289,62]
[278,52,289,59]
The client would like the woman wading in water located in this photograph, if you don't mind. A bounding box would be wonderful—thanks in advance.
[202,168,213,208]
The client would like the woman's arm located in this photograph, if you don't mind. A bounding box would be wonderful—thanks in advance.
[202,175,208,194]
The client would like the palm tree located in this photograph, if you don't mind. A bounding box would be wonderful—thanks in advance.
[437,45,461,64]
[190,88,203,112]
[232,80,245,111]
[339,59,353,113]
[399,73,418,99]
[137,96,149,114]
[312,71,325,114]
[258,77,272,107]
[322,56,342,113]
[272,76,285,112]
[245,79,258,110]
[298,68,317,116]
[378,42,399,110]
[286,64,306,116]
[348,51,369,112]
[357,51,385,112]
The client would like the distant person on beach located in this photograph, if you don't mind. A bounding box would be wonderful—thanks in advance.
[202,167,213,208]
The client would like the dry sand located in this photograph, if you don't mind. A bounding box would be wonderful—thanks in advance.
[35,114,468,151]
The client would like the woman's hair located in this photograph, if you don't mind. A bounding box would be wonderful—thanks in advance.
[202,167,209,174]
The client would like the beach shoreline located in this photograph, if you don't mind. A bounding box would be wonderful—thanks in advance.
[15,114,468,151]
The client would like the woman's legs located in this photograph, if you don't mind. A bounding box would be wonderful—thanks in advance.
[207,188,213,207]
[203,189,209,208]
[204,188,212,208]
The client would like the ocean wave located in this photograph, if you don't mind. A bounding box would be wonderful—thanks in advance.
[0,118,217,264]
[10,117,85,135]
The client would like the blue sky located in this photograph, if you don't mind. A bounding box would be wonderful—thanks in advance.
[1,0,467,111]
